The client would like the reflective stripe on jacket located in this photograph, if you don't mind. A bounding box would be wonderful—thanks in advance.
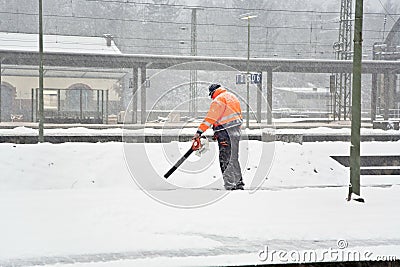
[197,88,242,134]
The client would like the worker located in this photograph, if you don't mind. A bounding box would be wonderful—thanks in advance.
[193,84,244,190]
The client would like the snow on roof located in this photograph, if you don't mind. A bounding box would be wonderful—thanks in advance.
[275,87,330,94]
[0,32,122,54]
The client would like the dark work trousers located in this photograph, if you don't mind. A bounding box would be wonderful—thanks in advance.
[214,126,244,190]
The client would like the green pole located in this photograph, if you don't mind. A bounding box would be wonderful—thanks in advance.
[348,0,364,200]
[246,18,250,129]
[38,0,44,142]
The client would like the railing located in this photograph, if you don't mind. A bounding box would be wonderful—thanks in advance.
[31,88,109,124]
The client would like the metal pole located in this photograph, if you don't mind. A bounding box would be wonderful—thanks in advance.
[384,73,389,120]
[101,90,104,123]
[329,75,336,120]
[348,0,363,200]
[38,0,44,142]
[394,75,398,118]
[79,89,83,120]
[190,8,198,117]
[106,90,109,124]
[331,90,334,120]
[382,15,387,42]
[0,59,2,123]
[371,73,377,122]
[389,74,395,118]
[246,18,250,129]
[97,90,100,121]
[256,73,262,123]
[371,45,378,122]
[344,76,347,120]
[132,67,138,124]
[57,89,61,119]
[267,70,273,125]
[140,66,146,124]
[35,88,39,122]
[31,88,34,122]
[333,85,337,121]
[338,74,343,120]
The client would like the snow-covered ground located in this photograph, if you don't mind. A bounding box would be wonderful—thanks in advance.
[0,140,399,266]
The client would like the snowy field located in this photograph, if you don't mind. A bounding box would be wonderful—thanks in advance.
[0,140,400,266]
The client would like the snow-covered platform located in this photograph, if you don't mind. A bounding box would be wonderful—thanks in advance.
[0,124,399,143]
[0,141,399,266]
[0,119,372,130]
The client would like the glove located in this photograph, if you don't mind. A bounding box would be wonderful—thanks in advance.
[193,132,201,140]
[195,136,210,157]
[192,136,201,151]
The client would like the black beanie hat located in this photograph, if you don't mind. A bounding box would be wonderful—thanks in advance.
[208,83,221,96]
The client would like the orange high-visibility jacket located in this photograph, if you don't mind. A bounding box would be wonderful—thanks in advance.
[197,88,243,134]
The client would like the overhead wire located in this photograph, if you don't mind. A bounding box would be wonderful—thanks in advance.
[1,10,399,34]
[83,0,400,16]
[377,0,398,22]
[1,0,398,56]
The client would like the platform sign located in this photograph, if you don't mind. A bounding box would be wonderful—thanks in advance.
[250,73,262,84]
[236,73,262,84]
[236,74,246,84]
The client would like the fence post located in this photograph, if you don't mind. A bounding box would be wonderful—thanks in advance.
[106,90,109,124]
